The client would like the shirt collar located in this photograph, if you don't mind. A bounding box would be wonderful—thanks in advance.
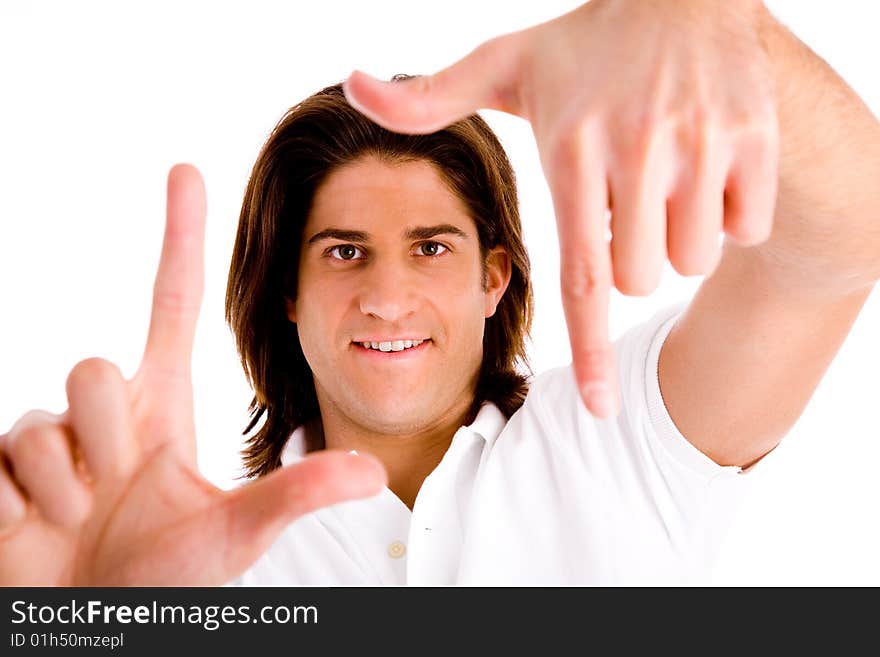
[279,401,507,467]
[465,401,506,448]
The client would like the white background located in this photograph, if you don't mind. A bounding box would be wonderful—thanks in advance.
[1,1,877,585]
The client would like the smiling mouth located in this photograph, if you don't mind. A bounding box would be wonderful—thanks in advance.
[355,339,430,353]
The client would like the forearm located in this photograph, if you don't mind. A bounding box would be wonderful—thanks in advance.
[749,6,880,299]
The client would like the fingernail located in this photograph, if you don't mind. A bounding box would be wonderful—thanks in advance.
[582,383,617,419]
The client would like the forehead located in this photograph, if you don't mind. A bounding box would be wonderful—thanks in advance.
[306,156,475,232]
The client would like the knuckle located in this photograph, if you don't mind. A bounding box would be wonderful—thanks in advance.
[688,103,713,126]
[415,74,435,95]
[688,119,722,160]
[618,109,668,165]
[397,72,436,100]
[48,490,92,529]
[748,122,779,153]
[471,35,505,70]
[152,289,201,315]
[574,345,612,379]
[545,118,598,177]
[729,109,779,148]
[478,34,525,115]
[560,257,610,302]
[0,497,28,531]
[630,105,664,132]
[673,113,724,171]
[68,496,92,527]
[8,424,63,471]
[547,133,578,174]
[7,409,57,436]
[0,461,27,520]
[0,499,27,531]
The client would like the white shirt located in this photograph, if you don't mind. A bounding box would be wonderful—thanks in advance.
[234,303,753,586]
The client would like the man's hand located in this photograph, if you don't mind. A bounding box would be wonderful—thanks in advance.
[0,165,386,586]
[342,0,779,417]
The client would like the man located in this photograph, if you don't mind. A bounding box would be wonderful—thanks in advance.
[0,0,877,585]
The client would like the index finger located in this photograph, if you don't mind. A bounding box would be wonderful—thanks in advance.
[140,164,206,379]
[545,138,620,418]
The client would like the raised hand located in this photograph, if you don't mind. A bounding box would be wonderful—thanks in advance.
[0,164,386,585]
[342,0,779,417]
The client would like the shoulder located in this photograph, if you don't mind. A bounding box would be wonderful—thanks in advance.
[498,301,744,481]
[526,301,685,405]
[515,301,684,436]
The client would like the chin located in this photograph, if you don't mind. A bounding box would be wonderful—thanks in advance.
[335,389,440,435]
[359,399,431,432]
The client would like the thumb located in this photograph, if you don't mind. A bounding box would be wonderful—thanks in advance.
[343,34,521,134]
[222,451,387,571]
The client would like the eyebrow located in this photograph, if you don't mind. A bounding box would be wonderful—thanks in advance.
[307,223,469,245]
[307,228,369,245]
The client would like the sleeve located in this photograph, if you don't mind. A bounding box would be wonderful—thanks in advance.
[611,301,758,561]
[618,301,754,479]
[532,301,757,578]
[457,302,757,585]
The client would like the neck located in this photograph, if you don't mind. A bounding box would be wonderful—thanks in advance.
[313,398,476,511]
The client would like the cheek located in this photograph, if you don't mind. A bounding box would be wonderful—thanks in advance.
[295,278,352,350]
[431,279,488,347]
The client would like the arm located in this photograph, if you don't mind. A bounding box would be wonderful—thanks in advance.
[342,0,781,418]
[341,0,876,447]
[0,166,385,585]
[660,6,880,467]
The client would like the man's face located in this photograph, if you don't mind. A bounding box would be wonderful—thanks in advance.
[289,155,510,436]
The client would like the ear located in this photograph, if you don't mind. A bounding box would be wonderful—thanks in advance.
[285,297,297,323]
[483,246,511,319]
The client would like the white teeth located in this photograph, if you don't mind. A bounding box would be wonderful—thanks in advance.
[361,339,425,352]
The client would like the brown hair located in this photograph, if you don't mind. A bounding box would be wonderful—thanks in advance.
[225,77,533,478]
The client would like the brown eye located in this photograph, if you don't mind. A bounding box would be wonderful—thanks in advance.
[418,241,446,256]
[330,244,363,260]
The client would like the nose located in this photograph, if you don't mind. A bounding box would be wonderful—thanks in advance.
[358,258,420,322]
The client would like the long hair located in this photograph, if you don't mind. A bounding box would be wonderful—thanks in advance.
[225,77,533,478]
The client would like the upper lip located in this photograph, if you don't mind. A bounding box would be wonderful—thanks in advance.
[353,337,430,342]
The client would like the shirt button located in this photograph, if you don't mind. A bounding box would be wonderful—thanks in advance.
[387,541,407,559]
